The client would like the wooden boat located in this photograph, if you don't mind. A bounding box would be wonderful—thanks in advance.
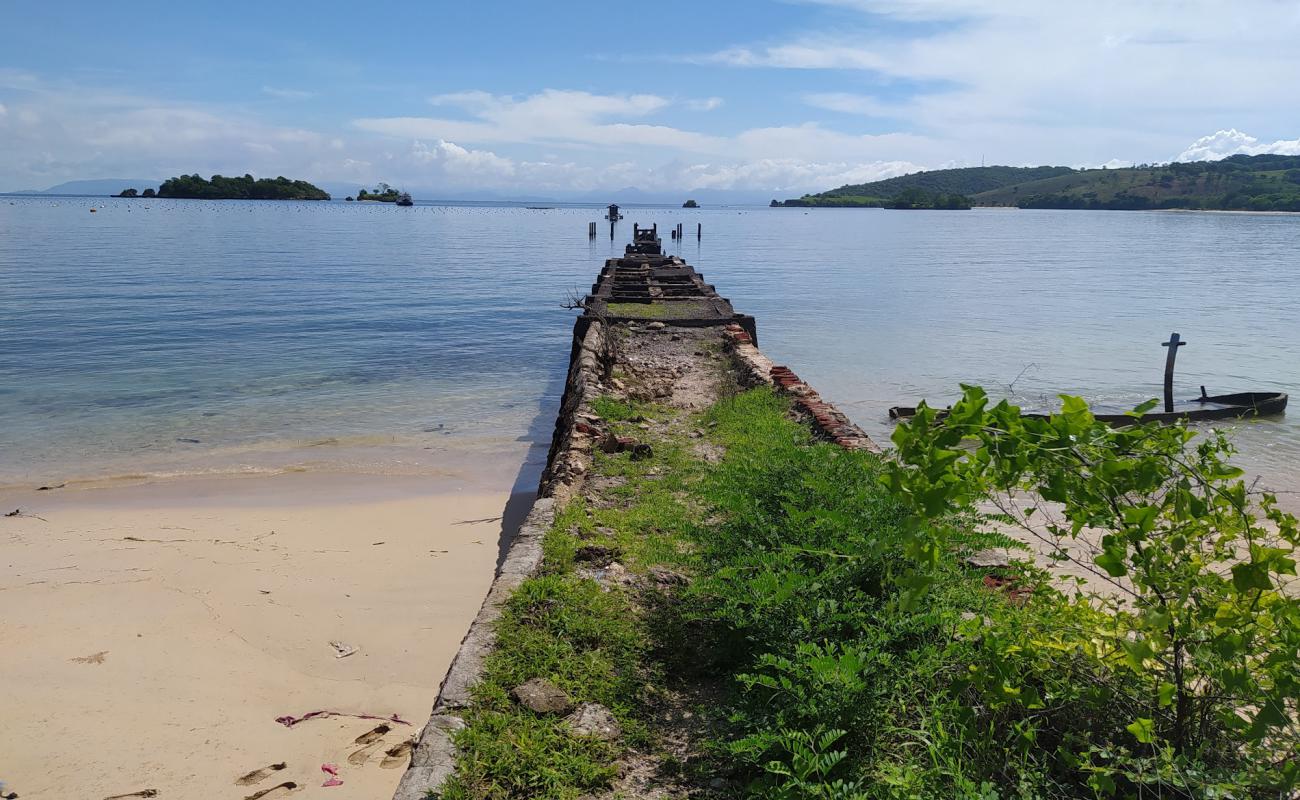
[889,390,1288,427]
[395,192,414,206]
[890,334,1287,428]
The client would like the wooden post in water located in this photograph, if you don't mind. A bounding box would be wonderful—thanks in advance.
[1161,332,1185,413]
[696,222,701,240]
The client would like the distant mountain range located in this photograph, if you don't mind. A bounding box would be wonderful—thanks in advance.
[7,178,162,196]
[779,154,1300,212]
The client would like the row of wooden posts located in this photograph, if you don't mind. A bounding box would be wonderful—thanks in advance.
[587,220,701,240]
[670,223,702,241]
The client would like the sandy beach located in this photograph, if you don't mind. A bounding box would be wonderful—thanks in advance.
[0,472,521,799]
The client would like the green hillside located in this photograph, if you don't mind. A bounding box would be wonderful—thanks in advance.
[974,154,1300,211]
[779,154,1300,212]
[779,165,1074,207]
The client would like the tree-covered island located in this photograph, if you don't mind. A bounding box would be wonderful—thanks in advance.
[349,183,404,202]
[155,174,330,200]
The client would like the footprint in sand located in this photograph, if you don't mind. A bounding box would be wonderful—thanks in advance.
[348,722,393,765]
[380,740,414,769]
[348,739,384,766]
[235,762,287,786]
[243,781,299,800]
[354,723,391,745]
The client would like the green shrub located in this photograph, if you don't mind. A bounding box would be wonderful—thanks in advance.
[885,386,1300,795]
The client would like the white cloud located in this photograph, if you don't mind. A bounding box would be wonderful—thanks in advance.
[355,89,942,173]
[803,92,896,117]
[411,139,515,178]
[357,89,718,152]
[671,158,921,192]
[692,1,1300,165]
[1175,129,1300,162]
[703,42,889,71]
[261,86,316,100]
[686,96,724,111]
[0,72,935,195]
[0,76,369,190]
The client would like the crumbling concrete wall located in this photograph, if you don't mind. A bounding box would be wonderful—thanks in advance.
[393,313,877,799]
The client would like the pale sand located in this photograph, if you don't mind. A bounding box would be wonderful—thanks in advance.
[0,472,517,799]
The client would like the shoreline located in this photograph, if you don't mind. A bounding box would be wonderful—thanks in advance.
[0,469,526,799]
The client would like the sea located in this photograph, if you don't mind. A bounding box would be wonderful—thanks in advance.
[2,197,1298,505]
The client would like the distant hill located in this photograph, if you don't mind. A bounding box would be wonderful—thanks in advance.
[780,166,1075,207]
[779,155,1300,212]
[972,154,1300,211]
[8,178,161,196]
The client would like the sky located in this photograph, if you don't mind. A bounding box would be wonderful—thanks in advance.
[2,0,1300,197]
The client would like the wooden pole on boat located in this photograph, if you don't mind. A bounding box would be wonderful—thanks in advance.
[1161,332,1185,413]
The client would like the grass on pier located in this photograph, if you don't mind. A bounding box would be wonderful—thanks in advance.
[602,300,722,320]
[436,388,1296,799]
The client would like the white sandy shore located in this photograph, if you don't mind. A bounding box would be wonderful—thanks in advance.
[0,472,520,799]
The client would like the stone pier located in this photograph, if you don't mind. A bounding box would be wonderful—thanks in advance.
[391,229,876,799]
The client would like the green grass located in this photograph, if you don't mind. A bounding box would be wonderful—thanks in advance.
[437,392,710,799]
[604,302,674,319]
[438,386,1264,799]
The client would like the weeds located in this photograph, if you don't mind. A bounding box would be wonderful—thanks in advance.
[439,385,1297,799]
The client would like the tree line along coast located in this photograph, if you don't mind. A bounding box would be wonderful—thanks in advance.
[776,153,1300,212]
[111,175,414,203]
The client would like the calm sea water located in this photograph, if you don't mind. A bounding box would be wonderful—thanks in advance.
[2,198,1297,502]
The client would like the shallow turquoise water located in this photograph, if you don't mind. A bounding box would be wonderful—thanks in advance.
[2,198,1297,499]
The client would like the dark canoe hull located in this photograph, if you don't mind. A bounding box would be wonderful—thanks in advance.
[889,392,1288,427]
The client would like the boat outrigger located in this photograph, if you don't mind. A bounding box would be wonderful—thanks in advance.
[889,333,1288,427]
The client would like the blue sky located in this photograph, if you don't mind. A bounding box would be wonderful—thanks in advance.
[3,0,1299,195]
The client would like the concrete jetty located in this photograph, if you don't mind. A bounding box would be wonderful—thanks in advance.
[391,231,876,799]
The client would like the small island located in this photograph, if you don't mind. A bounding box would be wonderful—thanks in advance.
[155,174,330,200]
[114,188,156,198]
[682,199,699,208]
[351,183,412,204]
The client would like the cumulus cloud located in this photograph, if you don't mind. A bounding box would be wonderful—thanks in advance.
[411,139,515,178]
[690,1,1300,166]
[356,89,719,152]
[0,76,371,190]
[1174,129,1300,162]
